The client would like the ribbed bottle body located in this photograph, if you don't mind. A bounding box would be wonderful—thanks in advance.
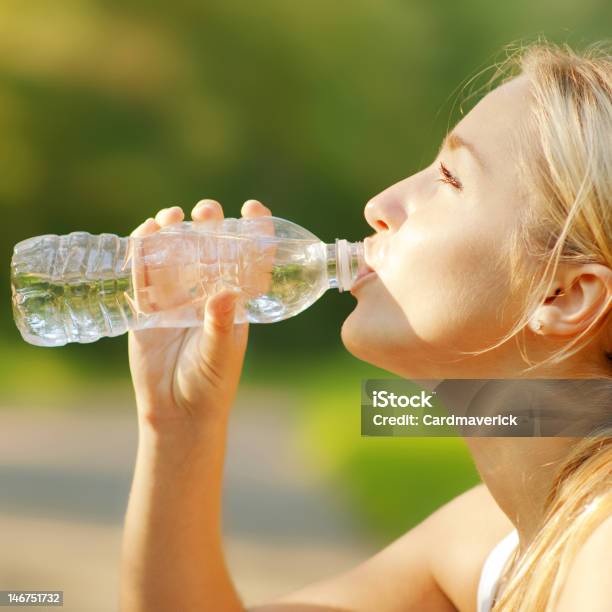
[11,232,133,346]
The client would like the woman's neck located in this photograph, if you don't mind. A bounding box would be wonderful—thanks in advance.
[466,436,576,551]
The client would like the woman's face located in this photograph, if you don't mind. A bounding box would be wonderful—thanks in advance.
[341,75,535,378]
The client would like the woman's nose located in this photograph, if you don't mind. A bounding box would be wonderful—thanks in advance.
[364,194,407,232]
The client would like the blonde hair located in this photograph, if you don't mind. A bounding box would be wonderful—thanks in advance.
[448,37,612,611]
[454,37,612,376]
[493,430,612,611]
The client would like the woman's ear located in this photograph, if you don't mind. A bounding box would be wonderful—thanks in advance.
[528,263,612,337]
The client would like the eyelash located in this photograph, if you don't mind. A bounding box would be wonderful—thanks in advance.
[436,161,462,191]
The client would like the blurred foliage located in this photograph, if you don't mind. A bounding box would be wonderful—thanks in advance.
[1,1,609,537]
[2,0,611,358]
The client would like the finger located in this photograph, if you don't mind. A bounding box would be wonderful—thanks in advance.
[148,206,193,311]
[241,199,271,218]
[155,206,184,227]
[130,217,160,237]
[238,201,275,297]
[200,288,248,373]
[128,218,160,316]
[191,199,224,222]
[204,288,240,334]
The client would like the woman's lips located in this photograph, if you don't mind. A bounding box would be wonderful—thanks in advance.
[350,266,377,294]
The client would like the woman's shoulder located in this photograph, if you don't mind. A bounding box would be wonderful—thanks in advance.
[257,483,513,612]
[421,483,515,612]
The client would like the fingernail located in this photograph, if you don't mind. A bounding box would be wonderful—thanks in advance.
[219,296,237,315]
[196,199,215,209]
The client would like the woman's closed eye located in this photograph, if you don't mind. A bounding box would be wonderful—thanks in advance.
[436,161,463,191]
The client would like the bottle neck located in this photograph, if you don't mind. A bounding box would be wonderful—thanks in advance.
[326,239,365,292]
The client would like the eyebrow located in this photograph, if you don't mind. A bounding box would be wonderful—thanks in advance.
[438,130,486,171]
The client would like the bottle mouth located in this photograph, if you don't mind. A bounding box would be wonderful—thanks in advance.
[335,239,368,292]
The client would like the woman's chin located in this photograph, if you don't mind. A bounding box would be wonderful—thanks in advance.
[340,305,439,378]
[340,308,367,357]
[340,307,388,365]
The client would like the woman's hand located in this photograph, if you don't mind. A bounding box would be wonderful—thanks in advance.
[127,198,272,434]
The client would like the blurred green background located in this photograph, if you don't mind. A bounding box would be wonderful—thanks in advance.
[1,0,610,549]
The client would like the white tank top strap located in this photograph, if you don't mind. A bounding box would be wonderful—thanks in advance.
[477,529,519,612]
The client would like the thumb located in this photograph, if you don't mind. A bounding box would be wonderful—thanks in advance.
[200,288,248,370]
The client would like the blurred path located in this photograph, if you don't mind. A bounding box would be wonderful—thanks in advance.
[0,387,371,611]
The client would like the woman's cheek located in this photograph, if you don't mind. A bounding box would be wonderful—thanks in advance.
[381,234,497,346]
[379,265,459,345]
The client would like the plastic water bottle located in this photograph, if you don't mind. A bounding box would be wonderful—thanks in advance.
[11,216,367,347]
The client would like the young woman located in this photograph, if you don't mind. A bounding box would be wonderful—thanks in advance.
[119,40,612,611]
